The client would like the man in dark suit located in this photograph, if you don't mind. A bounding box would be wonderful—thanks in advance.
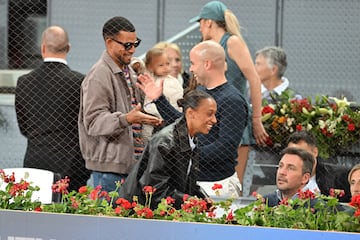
[15,26,90,192]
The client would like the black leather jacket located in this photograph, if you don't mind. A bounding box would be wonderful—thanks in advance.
[119,117,207,209]
[316,159,351,202]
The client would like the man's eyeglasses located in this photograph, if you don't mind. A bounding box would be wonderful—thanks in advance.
[110,38,141,50]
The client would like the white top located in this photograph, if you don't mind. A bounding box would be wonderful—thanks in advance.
[304,175,320,193]
[43,57,67,65]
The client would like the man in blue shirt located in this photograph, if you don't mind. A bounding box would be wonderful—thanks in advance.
[263,147,315,207]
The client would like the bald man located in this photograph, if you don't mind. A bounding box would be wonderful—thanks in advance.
[15,26,90,192]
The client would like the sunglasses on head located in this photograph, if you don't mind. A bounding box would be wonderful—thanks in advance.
[110,38,141,50]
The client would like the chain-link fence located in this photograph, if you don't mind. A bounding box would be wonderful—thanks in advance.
[1,0,360,200]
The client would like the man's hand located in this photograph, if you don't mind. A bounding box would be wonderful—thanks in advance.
[126,103,163,126]
[136,72,164,101]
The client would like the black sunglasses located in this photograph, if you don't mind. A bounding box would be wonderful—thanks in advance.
[110,38,141,50]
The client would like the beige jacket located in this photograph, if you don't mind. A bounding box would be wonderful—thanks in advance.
[78,51,142,174]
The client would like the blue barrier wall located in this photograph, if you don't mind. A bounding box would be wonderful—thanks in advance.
[0,210,359,240]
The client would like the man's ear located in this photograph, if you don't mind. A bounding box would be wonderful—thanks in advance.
[271,65,278,77]
[302,172,311,185]
[313,146,319,158]
[41,43,46,55]
[65,43,71,53]
[204,59,211,70]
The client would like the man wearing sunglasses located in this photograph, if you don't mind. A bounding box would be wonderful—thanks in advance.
[79,16,162,194]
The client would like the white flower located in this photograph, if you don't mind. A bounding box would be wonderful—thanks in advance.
[319,119,326,129]
[287,117,295,126]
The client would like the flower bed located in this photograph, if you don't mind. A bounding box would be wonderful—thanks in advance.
[1,170,360,235]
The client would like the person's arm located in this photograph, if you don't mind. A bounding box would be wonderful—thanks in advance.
[82,71,130,136]
[137,73,182,125]
[227,36,268,145]
[14,77,28,136]
[82,71,161,137]
[154,95,182,125]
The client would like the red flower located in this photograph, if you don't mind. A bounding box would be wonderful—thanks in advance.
[115,198,132,210]
[226,210,234,222]
[114,206,122,215]
[329,188,345,198]
[211,183,223,191]
[207,211,216,218]
[290,98,312,113]
[297,189,315,200]
[181,197,208,213]
[349,194,360,208]
[348,123,355,131]
[262,105,275,115]
[34,207,42,212]
[354,209,360,217]
[320,127,333,137]
[136,207,154,219]
[165,196,175,205]
[3,172,15,183]
[70,197,80,209]
[143,186,156,194]
[264,136,273,146]
[183,194,189,202]
[330,103,337,111]
[279,198,289,205]
[78,186,88,194]
[329,188,335,197]
[51,176,70,194]
[342,114,352,122]
[296,124,302,131]
[89,185,102,200]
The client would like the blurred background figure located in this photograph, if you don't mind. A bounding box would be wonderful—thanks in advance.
[254,46,301,104]
[348,163,360,197]
[153,41,191,89]
[130,57,146,75]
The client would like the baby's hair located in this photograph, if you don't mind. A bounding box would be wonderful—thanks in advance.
[144,47,165,68]
[177,89,213,113]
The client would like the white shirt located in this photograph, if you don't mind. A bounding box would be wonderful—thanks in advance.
[304,175,320,193]
[43,57,67,65]
[261,77,289,99]
[187,136,196,175]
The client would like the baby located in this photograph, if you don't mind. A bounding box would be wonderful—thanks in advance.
[142,47,184,143]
